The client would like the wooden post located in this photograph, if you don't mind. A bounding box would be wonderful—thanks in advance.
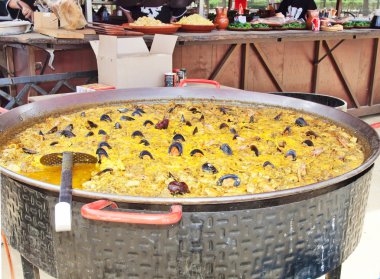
[336,0,343,17]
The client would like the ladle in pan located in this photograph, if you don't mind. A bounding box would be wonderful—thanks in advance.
[40,152,97,232]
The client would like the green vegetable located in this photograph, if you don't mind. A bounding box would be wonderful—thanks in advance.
[252,23,270,28]
[354,21,371,27]
[343,21,355,27]
[282,22,306,29]
[228,22,252,29]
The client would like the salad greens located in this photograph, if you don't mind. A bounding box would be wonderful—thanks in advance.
[354,21,371,27]
[282,22,307,29]
[228,22,252,29]
[252,23,271,29]
[343,21,355,28]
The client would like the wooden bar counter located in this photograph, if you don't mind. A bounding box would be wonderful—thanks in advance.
[1,29,379,116]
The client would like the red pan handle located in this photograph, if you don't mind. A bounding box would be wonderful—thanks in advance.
[0,107,8,113]
[178,79,221,88]
[370,122,380,129]
[81,200,182,225]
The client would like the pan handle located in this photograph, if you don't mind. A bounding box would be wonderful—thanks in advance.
[81,200,182,225]
[178,79,221,88]
[0,107,8,114]
[370,122,380,128]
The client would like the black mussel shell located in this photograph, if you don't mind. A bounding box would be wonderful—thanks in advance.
[64,124,74,132]
[143,120,154,126]
[220,143,233,155]
[190,149,204,157]
[192,127,198,135]
[202,163,218,174]
[263,161,275,168]
[46,126,58,134]
[189,107,201,114]
[168,181,190,195]
[219,123,229,129]
[217,174,241,187]
[98,129,107,135]
[139,150,154,160]
[180,114,186,123]
[199,114,204,121]
[80,112,86,117]
[230,128,237,134]
[96,147,109,163]
[219,107,228,115]
[249,115,254,123]
[173,134,186,142]
[134,108,145,114]
[50,141,59,146]
[185,121,192,127]
[114,122,122,129]
[38,130,44,136]
[250,145,259,157]
[22,147,37,154]
[168,104,179,113]
[60,130,76,138]
[131,130,144,138]
[120,115,135,121]
[232,134,240,140]
[95,168,113,176]
[100,114,112,122]
[140,139,150,146]
[295,117,308,127]
[285,149,297,161]
[282,126,291,135]
[98,141,112,149]
[87,120,98,129]
[132,110,143,117]
[117,108,129,113]
[306,130,319,138]
[155,118,169,129]
[302,140,314,146]
[168,142,183,156]
[274,113,282,121]
[85,131,94,137]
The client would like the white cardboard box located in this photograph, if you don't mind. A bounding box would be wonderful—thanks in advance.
[90,34,178,88]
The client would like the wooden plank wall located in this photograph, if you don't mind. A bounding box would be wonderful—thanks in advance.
[173,38,378,110]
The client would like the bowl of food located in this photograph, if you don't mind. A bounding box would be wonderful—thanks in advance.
[178,14,216,32]
[123,16,181,34]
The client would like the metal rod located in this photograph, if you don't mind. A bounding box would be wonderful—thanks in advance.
[21,256,40,279]
[325,264,342,279]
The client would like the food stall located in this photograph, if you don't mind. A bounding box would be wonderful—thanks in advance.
[1,27,380,116]
[1,2,380,278]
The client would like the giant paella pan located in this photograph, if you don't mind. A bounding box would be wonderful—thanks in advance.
[0,87,379,279]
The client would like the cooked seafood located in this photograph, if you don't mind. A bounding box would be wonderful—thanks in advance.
[0,102,365,198]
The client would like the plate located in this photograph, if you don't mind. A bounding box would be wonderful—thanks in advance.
[252,27,272,31]
[0,20,32,36]
[227,26,252,31]
[179,24,216,33]
[123,23,180,34]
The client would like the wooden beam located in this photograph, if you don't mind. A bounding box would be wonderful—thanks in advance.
[336,0,343,17]
[312,40,321,93]
[250,43,284,92]
[369,38,379,106]
[323,40,361,108]
[240,43,249,90]
[209,44,238,80]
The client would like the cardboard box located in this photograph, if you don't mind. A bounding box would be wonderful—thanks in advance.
[76,83,116,93]
[90,34,178,88]
[34,12,58,30]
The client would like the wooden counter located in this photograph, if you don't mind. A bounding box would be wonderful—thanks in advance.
[1,29,380,116]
